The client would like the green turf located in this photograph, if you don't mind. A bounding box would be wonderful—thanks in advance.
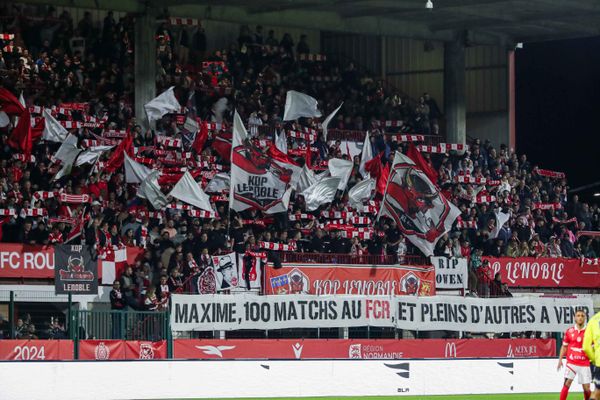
[192,395,558,400]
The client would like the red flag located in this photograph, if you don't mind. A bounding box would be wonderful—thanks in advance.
[0,88,25,115]
[191,121,208,154]
[407,143,438,184]
[212,134,232,162]
[365,152,389,196]
[305,145,312,169]
[8,109,40,157]
[104,134,133,173]
[267,143,300,167]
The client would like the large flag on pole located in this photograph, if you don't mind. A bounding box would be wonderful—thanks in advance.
[144,86,181,123]
[358,130,373,178]
[378,152,460,256]
[169,171,215,213]
[230,111,294,214]
[283,91,322,121]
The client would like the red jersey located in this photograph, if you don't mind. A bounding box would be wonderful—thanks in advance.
[563,325,590,366]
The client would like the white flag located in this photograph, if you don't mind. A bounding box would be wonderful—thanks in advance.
[275,130,288,154]
[183,117,199,133]
[322,102,343,142]
[14,92,25,126]
[169,171,215,212]
[283,90,322,121]
[378,152,460,257]
[212,97,228,123]
[144,86,181,123]
[296,165,327,193]
[492,209,511,239]
[328,158,353,191]
[0,111,9,128]
[137,170,169,209]
[42,109,68,142]
[205,172,230,193]
[348,178,375,208]
[124,152,153,183]
[302,177,341,211]
[75,145,114,166]
[53,134,81,180]
[358,130,373,178]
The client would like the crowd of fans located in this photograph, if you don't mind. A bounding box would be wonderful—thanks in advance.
[0,5,597,314]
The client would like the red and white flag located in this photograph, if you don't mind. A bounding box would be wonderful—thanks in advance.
[229,111,294,214]
[378,152,460,256]
[101,246,144,284]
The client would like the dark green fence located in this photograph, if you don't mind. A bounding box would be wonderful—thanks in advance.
[69,309,171,358]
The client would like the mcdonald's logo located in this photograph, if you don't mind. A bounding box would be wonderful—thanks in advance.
[444,342,457,358]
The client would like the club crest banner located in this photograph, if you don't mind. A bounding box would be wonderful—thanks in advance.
[230,139,293,214]
[378,153,460,256]
[265,263,435,296]
[54,245,97,294]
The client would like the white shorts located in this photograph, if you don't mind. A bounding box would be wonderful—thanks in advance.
[565,363,592,384]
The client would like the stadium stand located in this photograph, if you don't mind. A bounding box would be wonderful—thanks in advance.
[0,4,596,328]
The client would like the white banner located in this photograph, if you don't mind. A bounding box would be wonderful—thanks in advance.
[171,294,394,331]
[395,296,593,333]
[431,257,468,290]
[171,294,593,333]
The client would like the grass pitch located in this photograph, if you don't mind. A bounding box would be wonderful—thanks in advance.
[193,395,558,400]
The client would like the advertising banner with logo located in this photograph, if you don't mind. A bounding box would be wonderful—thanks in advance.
[395,295,593,333]
[0,340,73,360]
[431,257,467,290]
[78,340,167,360]
[485,257,599,288]
[54,245,98,294]
[264,264,435,296]
[171,294,592,333]
[0,243,55,278]
[173,338,555,360]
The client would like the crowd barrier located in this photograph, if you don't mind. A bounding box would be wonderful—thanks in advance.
[0,338,555,361]
[1,243,596,290]
[0,358,571,400]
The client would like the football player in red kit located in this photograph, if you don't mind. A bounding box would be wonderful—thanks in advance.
[557,310,591,400]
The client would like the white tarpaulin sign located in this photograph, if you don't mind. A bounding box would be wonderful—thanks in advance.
[431,257,468,290]
[172,294,394,331]
[171,294,592,333]
[395,295,593,333]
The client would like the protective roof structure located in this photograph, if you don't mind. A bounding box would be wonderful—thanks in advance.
[25,0,600,45]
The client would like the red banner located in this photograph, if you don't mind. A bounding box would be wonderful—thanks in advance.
[78,340,167,360]
[0,340,73,360]
[265,263,436,296]
[173,338,555,360]
[0,244,55,278]
[484,257,600,288]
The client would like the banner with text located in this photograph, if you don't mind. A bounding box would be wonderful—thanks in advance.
[484,257,600,288]
[0,340,73,360]
[173,338,555,359]
[265,264,436,296]
[0,244,55,278]
[54,245,98,294]
[396,295,593,332]
[431,257,467,290]
[171,294,396,331]
[171,294,592,333]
